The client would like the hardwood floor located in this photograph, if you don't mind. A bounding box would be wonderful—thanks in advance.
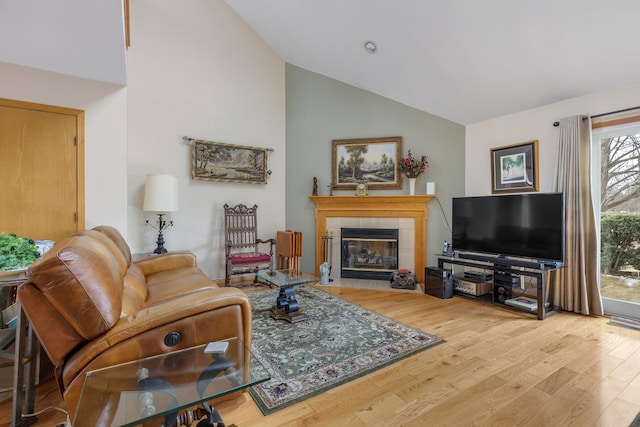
[2,286,639,426]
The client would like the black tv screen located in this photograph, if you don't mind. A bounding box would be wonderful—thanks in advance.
[452,192,565,263]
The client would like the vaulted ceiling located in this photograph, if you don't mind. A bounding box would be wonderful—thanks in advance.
[225,0,640,124]
[2,1,639,125]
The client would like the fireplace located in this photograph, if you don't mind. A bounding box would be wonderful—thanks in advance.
[341,228,398,280]
[309,195,434,283]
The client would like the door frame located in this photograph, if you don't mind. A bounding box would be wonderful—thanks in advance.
[0,97,85,232]
[591,122,640,320]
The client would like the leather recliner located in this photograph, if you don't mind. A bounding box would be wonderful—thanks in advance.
[18,226,252,421]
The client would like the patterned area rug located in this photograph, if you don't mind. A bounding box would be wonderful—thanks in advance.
[247,285,444,415]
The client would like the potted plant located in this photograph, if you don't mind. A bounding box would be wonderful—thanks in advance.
[0,232,40,272]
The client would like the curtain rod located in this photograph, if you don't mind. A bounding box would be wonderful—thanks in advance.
[552,116,587,127]
[553,105,640,127]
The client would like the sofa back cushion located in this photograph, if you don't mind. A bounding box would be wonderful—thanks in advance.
[26,234,124,340]
[92,225,132,265]
[76,229,129,277]
[121,263,148,315]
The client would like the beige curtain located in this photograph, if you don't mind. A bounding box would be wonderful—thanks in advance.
[550,115,603,315]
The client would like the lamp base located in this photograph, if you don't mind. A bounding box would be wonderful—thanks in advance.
[146,213,173,254]
[153,233,168,254]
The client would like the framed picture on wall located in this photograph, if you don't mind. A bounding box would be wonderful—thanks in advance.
[490,140,539,193]
[331,136,403,190]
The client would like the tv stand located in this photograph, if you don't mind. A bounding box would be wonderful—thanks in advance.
[437,254,562,320]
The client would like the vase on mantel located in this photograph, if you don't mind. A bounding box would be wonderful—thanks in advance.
[409,178,416,196]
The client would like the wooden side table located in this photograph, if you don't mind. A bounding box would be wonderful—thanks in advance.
[0,269,27,312]
[10,303,39,427]
[0,270,39,427]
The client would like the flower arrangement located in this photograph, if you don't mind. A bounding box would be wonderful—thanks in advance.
[399,150,428,178]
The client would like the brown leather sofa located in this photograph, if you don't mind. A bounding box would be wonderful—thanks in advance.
[18,226,252,421]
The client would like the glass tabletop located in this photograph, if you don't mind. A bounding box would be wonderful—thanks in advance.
[0,268,27,285]
[0,269,27,312]
[73,337,269,427]
[256,269,318,288]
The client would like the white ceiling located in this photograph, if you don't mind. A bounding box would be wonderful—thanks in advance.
[2,1,639,125]
[224,0,640,125]
[0,1,126,86]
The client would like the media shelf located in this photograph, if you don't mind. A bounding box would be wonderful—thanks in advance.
[437,255,561,320]
[454,290,493,303]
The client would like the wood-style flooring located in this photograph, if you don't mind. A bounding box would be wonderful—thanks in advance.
[1,285,639,426]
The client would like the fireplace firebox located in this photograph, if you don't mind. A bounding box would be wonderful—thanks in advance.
[341,228,398,280]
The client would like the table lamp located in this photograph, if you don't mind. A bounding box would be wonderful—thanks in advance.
[143,174,178,253]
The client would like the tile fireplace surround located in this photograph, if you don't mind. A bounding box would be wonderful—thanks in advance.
[309,195,434,283]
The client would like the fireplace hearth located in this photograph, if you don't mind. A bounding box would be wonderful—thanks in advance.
[341,228,398,280]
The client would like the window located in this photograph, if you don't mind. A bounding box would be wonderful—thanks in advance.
[592,114,640,318]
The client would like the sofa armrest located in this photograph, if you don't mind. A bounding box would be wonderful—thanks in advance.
[62,287,251,387]
[134,251,197,275]
[61,287,252,420]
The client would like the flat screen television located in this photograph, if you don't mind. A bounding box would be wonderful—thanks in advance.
[452,192,565,266]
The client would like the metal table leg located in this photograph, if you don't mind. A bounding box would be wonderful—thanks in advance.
[11,303,38,427]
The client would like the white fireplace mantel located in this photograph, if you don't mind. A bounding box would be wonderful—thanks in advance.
[309,195,434,282]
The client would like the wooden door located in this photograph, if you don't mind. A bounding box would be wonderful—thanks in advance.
[0,98,84,243]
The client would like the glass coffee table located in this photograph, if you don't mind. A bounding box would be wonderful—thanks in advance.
[73,337,269,427]
[256,269,318,323]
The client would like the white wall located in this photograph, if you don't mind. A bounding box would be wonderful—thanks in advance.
[126,0,286,278]
[0,61,128,233]
[466,80,640,196]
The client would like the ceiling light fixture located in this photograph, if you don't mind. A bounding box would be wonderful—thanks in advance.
[364,40,377,54]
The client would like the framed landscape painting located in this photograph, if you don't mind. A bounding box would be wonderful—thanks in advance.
[331,136,402,190]
[490,140,539,193]
[191,140,269,184]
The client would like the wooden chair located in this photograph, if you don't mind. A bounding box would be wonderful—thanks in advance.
[223,204,275,286]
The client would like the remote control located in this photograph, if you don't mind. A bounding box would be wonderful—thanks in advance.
[204,341,229,354]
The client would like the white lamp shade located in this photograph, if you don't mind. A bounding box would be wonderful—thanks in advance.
[143,174,179,212]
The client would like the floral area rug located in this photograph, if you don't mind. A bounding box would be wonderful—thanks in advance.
[247,285,444,415]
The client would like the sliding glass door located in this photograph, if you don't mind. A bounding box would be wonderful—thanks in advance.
[592,121,640,319]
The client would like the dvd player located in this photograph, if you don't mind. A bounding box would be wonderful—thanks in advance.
[494,273,521,285]
[463,271,493,282]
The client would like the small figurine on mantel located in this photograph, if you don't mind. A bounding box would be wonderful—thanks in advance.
[328,185,334,196]
[312,177,318,196]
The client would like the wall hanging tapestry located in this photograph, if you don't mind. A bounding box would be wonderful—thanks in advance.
[186,137,272,184]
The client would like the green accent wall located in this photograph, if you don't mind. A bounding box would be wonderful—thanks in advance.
[285,64,465,274]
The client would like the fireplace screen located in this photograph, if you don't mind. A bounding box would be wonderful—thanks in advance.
[341,228,399,280]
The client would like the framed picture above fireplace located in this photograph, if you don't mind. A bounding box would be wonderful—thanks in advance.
[331,136,403,190]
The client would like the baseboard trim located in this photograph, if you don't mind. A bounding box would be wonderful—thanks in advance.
[608,315,640,331]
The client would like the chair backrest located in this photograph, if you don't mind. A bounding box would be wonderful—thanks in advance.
[223,204,260,252]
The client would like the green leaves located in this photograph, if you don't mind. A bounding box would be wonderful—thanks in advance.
[601,212,640,274]
[0,232,41,271]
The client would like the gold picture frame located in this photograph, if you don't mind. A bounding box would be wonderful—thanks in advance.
[331,136,402,190]
[490,140,539,193]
